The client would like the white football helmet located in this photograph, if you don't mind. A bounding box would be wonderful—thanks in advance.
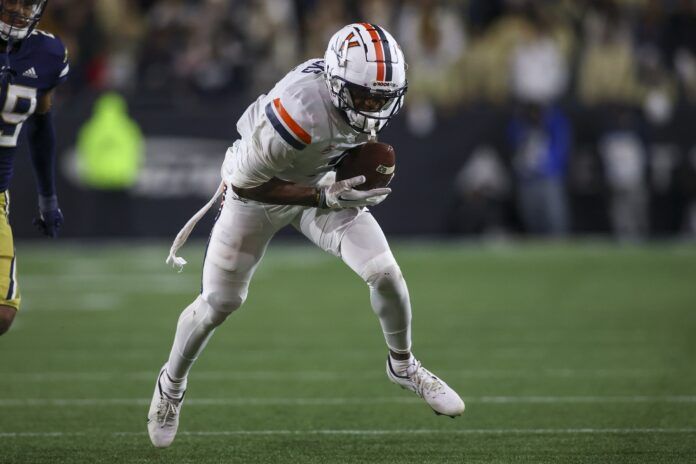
[324,23,408,135]
[0,0,47,41]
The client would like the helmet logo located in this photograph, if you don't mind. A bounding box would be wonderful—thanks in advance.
[344,32,360,49]
[338,32,361,67]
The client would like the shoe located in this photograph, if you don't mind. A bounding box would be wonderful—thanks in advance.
[147,365,185,448]
[386,355,465,417]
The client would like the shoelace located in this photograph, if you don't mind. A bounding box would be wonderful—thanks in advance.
[407,361,445,398]
[156,397,180,426]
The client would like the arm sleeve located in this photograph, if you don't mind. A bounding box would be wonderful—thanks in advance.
[27,112,57,197]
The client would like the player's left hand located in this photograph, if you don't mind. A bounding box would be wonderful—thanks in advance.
[33,195,63,238]
[320,175,391,209]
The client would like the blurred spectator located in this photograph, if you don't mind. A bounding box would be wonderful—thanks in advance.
[396,0,466,136]
[76,93,144,236]
[648,143,682,235]
[682,147,696,237]
[508,102,571,236]
[357,0,398,30]
[94,0,145,91]
[659,0,696,102]
[510,5,569,104]
[138,0,190,95]
[242,0,301,94]
[303,0,349,58]
[77,92,144,190]
[175,0,246,96]
[577,0,643,105]
[467,0,504,35]
[598,110,648,241]
[448,145,510,237]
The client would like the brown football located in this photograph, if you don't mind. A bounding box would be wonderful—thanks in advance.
[335,142,396,191]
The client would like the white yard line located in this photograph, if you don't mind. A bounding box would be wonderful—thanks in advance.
[2,428,696,438]
[0,367,681,382]
[140,427,696,436]
[474,395,696,403]
[0,432,86,438]
[21,277,193,294]
[1,396,696,407]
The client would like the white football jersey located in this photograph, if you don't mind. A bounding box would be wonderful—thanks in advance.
[223,59,370,189]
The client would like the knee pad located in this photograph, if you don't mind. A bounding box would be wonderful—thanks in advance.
[357,251,398,282]
[201,300,231,328]
[366,264,408,298]
[182,296,232,333]
[203,281,248,315]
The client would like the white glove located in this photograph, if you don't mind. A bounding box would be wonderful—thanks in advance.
[319,175,391,209]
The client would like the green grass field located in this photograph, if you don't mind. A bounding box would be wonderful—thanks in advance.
[1,241,695,463]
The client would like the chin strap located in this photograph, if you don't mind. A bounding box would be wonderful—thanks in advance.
[166,180,225,272]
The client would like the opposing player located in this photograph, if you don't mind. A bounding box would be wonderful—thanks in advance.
[148,23,464,447]
[0,0,68,336]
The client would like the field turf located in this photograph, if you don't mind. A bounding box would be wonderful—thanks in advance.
[1,241,695,463]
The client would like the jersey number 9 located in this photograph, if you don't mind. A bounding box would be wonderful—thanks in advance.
[0,83,37,147]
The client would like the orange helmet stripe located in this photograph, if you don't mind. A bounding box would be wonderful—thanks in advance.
[361,23,385,81]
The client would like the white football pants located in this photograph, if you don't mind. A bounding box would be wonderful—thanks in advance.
[165,191,412,380]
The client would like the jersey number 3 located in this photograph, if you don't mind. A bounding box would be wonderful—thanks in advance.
[0,84,37,147]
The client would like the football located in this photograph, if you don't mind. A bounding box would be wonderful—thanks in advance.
[335,142,396,191]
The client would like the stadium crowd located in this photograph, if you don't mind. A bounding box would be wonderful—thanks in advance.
[41,0,696,105]
[40,0,696,239]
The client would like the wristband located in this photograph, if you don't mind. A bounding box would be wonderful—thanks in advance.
[317,188,328,209]
[38,195,58,213]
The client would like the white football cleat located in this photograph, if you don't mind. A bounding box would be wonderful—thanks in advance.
[147,366,185,448]
[386,355,465,417]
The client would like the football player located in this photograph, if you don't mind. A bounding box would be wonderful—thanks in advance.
[0,0,68,336]
[148,23,464,447]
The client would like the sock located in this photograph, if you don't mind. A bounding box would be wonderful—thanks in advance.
[389,353,415,377]
[160,366,187,400]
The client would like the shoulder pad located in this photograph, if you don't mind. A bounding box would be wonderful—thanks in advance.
[29,29,69,86]
[264,88,318,151]
[31,29,67,59]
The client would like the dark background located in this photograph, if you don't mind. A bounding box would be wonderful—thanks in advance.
[9,0,696,239]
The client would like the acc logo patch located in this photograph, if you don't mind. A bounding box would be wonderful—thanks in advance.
[376,164,395,175]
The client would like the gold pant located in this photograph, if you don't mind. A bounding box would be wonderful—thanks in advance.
[0,191,20,309]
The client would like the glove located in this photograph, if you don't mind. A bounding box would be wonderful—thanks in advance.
[33,195,63,238]
[319,175,391,209]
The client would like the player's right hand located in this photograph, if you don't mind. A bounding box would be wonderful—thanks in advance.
[320,175,391,209]
[33,196,64,238]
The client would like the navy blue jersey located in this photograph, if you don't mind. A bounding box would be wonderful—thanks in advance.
[0,29,68,191]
